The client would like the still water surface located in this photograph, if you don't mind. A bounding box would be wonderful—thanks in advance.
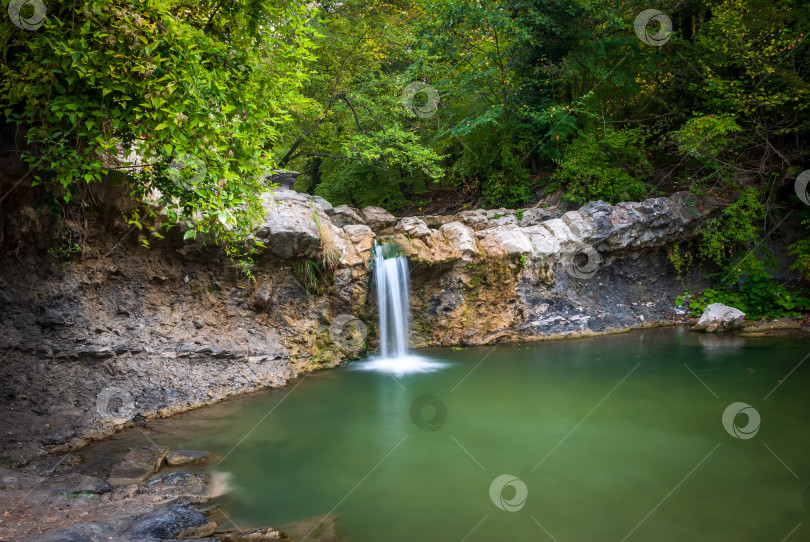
[81,328,810,541]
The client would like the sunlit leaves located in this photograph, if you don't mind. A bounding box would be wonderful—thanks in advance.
[1,0,318,272]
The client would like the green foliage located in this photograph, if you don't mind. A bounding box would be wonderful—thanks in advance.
[671,114,743,185]
[674,189,808,317]
[1,0,318,270]
[315,161,406,210]
[667,243,694,281]
[2,0,809,288]
[547,126,651,204]
[672,114,742,159]
[295,259,325,296]
[678,276,810,320]
[697,189,767,286]
[48,238,87,260]
[789,218,810,281]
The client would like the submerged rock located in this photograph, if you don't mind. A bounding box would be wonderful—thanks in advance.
[217,527,284,541]
[692,303,746,332]
[282,513,344,542]
[109,446,169,486]
[166,449,211,466]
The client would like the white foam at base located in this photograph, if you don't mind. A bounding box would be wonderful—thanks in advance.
[352,355,448,377]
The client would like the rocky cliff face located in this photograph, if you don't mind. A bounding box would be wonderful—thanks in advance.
[0,187,720,461]
[383,194,719,346]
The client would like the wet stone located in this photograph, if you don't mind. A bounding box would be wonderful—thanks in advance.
[108,445,169,486]
[166,449,211,466]
[150,471,210,495]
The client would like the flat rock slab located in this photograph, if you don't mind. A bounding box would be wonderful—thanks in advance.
[166,449,211,466]
[109,445,168,486]
[0,467,42,490]
[42,472,112,494]
[125,445,170,469]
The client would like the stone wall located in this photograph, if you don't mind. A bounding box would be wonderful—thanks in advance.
[0,187,722,461]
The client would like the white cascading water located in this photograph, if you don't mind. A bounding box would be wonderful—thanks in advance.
[354,242,445,376]
[374,242,410,358]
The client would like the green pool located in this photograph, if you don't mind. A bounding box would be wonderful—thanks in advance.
[82,328,810,541]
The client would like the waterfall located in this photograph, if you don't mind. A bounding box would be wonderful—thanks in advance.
[354,242,444,375]
[374,242,410,358]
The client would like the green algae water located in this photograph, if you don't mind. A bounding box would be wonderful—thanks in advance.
[82,328,810,541]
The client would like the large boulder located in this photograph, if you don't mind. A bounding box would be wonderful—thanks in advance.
[457,209,489,230]
[312,195,334,213]
[540,218,580,244]
[421,215,456,228]
[330,205,365,228]
[475,225,533,258]
[328,224,366,267]
[395,216,432,238]
[439,222,478,261]
[486,209,519,227]
[561,211,594,240]
[342,224,375,252]
[522,225,562,259]
[267,170,300,190]
[692,303,746,332]
[254,191,328,260]
[360,206,397,231]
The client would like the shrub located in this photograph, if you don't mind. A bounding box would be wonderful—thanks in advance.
[547,126,651,204]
